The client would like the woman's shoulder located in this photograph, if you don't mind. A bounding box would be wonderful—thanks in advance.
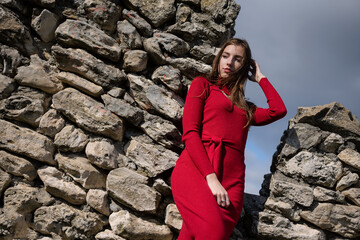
[190,76,212,88]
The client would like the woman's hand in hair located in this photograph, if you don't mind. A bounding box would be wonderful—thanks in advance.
[254,60,266,83]
[206,173,230,208]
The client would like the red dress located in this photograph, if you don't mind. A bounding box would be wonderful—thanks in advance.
[171,76,287,239]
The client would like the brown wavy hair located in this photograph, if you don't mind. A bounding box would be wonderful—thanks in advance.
[208,38,256,128]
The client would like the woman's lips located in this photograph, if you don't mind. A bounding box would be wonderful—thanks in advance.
[224,68,232,73]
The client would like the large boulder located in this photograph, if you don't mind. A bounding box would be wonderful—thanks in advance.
[0,86,50,127]
[0,5,36,55]
[292,102,360,139]
[52,45,127,90]
[0,119,55,164]
[55,19,121,62]
[109,210,173,240]
[52,87,124,141]
[106,167,161,213]
[277,151,343,188]
[0,150,37,181]
[300,203,360,238]
[37,166,86,205]
[56,153,106,189]
[124,139,178,177]
[122,0,176,28]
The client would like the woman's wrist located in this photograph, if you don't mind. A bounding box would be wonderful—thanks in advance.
[255,74,266,83]
[205,173,217,182]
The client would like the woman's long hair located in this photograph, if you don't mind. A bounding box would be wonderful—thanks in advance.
[208,38,256,128]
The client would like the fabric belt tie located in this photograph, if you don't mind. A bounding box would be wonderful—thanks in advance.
[201,131,242,180]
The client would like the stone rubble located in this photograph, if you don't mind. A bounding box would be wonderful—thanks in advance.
[242,103,360,239]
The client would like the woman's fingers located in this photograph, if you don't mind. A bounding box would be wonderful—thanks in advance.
[215,192,230,208]
[206,173,230,208]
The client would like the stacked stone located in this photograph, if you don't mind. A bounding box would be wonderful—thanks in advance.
[0,0,240,239]
[243,102,360,239]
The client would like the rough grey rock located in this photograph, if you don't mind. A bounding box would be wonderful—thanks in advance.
[0,119,55,164]
[52,87,124,141]
[124,139,178,177]
[200,0,240,26]
[319,132,344,153]
[0,44,26,77]
[117,20,142,49]
[4,184,41,213]
[102,94,144,126]
[37,109,66,138]
[145,84,184,122]
[31,9,60,42]
[300,203,360,238]
[123,0,176,28]
[313,186,345,203]
[108,88,126,98]
[0,0,31,15]
[55,19,121,62]
[123,50,148,72]
[143,37,166,65]
[0,150,37,181]
[151,65,183,93]
[0,5,36,55]
[86,189,110,216]
[37,166,86,205]
[168,5,231,46]
[336,172,359,191]
[0,74,16,100]
[277,151,343,188]
[56,153,106,189]
[144,32,190,64]
[153,32,190,57]
[56,71,104,97]
[0,208,37,240]
[52,45,127,89]
[33,203,106,239]
[167,57,212,79]
[81,0,119,32]
[54,125,89,152]
[0,86,50,127]
[153,178,172,197]
[338,148,360,170]
[128,74,184,121]
[85,139,119,170]
[279,123,323,157]
[257,210,326,240]
[189,43,219,65]
[109,210,173,240]
[96,229,126,240]
[106,167,161,213]
[342,188,360,207]
[123,9,153,37]
[264,196,301,222]
[0,168,11,195]
[165,204,182,232]
[270,171,314,207]
[293,102,360,139]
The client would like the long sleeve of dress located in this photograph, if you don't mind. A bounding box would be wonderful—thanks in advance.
[252,77,287,126]
[181,77,215,178]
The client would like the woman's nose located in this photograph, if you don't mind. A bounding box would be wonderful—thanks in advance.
[226,58,233,66]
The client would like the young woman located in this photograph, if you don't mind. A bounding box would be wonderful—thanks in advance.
[171,38,287,239]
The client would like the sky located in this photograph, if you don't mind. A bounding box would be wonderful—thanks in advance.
[234,0,360,194]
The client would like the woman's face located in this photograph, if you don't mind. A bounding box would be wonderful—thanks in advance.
[218,44,245,78]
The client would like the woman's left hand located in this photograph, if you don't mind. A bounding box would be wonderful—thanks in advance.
[252,60,266,83]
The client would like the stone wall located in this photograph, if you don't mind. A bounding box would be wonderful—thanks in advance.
[0,0,241,239]
[240,102,360,239]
